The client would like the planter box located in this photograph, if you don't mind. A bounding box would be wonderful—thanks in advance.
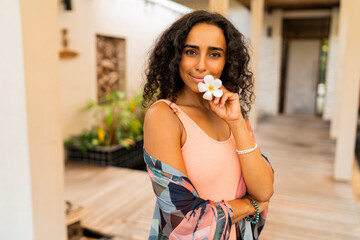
[65,139,144,169]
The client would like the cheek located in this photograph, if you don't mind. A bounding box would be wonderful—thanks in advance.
[179,57,194,72]
[179,60,191,81]
[210,60,226,76]
[179,61,186,75]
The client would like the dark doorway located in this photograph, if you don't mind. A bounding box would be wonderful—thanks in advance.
[279,18,330,115]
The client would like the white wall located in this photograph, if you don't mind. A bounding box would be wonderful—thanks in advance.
[257,10,282,117]
[323,7,339,120]
[59,0,190,139]
[228,2,251,38]
[0,0,34,239]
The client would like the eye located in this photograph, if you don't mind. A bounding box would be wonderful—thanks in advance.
[209,52,221,58]
[184,49,196,55]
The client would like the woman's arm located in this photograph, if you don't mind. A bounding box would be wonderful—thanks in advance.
[144,102,257,223]
[228,118,274,202]
[144,101,188,175]
[208,89,274,202]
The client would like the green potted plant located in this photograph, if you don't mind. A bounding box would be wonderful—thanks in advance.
[64,91,145,168]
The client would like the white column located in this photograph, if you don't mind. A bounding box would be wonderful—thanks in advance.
[249,0,265,128]
[323,7,339,121]
[209,0,229,16]
[12,0,65,239]
[257,9,283,118]
[330,2,348,138]
[334,0,360,181]
[0,0,34,239]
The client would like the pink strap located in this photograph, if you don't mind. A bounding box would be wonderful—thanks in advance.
[156,99,178,115]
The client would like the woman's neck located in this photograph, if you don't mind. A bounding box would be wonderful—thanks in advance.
[176,86,211,110]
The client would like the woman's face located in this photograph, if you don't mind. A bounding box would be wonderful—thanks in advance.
[179,23,227,94]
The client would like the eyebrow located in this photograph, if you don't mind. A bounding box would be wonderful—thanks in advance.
[183,44,225,53]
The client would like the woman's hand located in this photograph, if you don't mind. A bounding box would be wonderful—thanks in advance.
[244,194,269,214]
[254,199,269,214]
[229,196,269,223]
[208,86,243,123]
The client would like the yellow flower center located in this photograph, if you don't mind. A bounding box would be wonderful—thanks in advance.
[208,85,214,91]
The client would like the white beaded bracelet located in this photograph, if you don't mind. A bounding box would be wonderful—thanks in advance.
[236,143,258,155]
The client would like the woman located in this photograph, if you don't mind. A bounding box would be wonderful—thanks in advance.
[142,10,274,240]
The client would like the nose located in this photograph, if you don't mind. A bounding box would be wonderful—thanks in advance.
[196,54,206,73]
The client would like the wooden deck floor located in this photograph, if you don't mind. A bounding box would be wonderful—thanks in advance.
[65,115,360,239]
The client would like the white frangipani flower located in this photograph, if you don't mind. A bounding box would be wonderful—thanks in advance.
[198,75,223,100]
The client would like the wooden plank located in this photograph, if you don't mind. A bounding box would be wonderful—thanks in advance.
[65,115,360,239]
[256,116,360,239]
[66,204,92,226]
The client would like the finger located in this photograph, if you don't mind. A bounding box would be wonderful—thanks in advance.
[219,85,230,93]
[220,92,230,107]
[214,96,220,105]
[208,99,218,112]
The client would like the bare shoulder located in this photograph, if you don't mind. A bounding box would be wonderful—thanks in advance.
[144,101,187,175]
[144,101,181,137]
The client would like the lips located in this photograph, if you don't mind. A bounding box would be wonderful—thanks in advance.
[190,75,205,83]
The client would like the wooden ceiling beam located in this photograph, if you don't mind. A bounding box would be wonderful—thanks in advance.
[235,0,339,10]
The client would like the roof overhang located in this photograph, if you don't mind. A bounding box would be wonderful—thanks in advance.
[236,0,339,10]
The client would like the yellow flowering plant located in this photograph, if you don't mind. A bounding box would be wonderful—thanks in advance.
[64,91,145,152]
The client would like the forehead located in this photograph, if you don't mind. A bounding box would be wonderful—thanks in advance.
[184,23,226,49]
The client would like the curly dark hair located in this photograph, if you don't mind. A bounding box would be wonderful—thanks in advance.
[143,10,254,116]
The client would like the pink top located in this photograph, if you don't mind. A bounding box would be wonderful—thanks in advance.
[156,99,247,240]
